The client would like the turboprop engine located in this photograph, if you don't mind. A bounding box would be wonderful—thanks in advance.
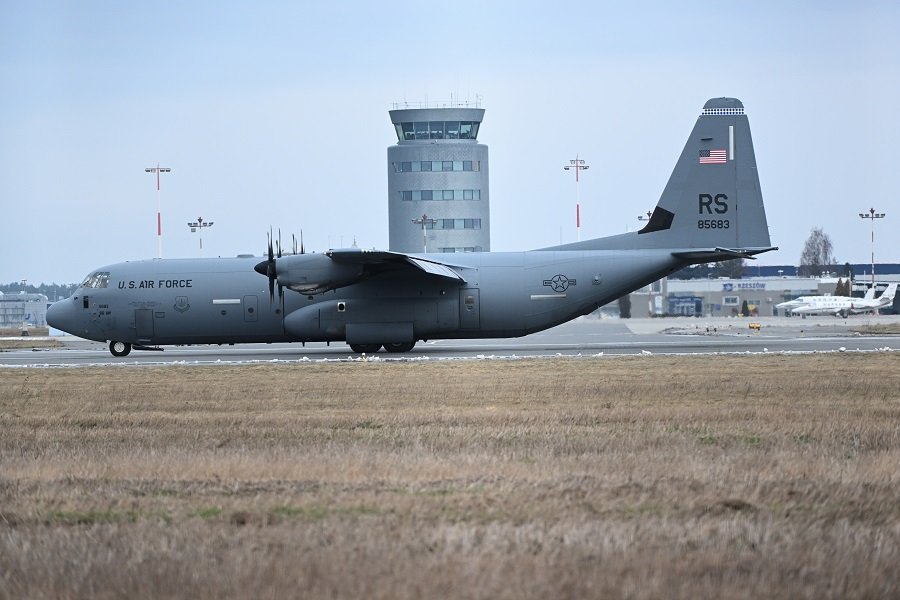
[255,252,364,296]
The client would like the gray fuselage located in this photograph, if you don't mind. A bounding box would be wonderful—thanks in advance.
[48,249,681,348]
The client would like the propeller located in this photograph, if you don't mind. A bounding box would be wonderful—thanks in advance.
[254,228,283,303]
[254,228,307,302]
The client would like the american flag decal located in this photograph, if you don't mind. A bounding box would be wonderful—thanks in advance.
[699,149,727,164]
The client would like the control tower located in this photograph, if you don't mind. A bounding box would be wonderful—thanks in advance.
[387,104,489,253]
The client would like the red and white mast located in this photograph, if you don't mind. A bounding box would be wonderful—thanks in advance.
[563,155,589,241]
[145,163,172,258]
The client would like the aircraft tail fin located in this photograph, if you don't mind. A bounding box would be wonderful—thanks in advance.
[636,97,773,254]
[543,98,775,259]
[881,283,898,303]
[863,285,877,301]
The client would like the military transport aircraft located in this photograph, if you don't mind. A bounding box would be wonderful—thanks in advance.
[48,97,776,356]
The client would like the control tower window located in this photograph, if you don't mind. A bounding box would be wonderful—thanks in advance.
[426,219,482,230]
[394,121,481,142]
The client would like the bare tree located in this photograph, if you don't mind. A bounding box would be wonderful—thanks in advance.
[799,227,836,277]
[714,258,745,279]
[834,278,849,297]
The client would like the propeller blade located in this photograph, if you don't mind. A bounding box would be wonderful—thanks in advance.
[263,228,277,303]
[277,228,283,258]
[300,230,305,254]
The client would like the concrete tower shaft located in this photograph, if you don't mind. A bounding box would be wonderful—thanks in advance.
[387,106,489,253]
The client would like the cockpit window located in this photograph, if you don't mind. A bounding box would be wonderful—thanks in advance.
[81,271,110,289]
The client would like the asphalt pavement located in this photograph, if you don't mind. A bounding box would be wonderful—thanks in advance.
[2,315,898,367]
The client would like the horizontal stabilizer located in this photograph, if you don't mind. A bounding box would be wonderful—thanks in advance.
[671,246,778,262]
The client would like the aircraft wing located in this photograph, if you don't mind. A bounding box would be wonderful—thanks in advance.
[326,249,467,282]
[260,248,468,296]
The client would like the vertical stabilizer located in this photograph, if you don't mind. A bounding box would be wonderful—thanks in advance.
[639,97,771,251]
[547,98,774,257]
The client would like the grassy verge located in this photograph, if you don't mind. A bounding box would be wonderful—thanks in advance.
[1,354,899,599]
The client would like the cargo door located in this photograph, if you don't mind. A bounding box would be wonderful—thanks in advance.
[134,308,154,342]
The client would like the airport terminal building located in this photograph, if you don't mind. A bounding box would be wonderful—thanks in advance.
[630,276,900,317]
[387,104,489,253]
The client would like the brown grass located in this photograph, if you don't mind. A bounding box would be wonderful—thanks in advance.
[2,354,900,599]
[0,339,63,351]
[853,323,900,335]
[0,327,50,336]
[0,328,58,351]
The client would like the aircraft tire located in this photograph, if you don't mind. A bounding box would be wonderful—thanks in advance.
[109,341,132,357]
[348,343,382,354]
[384,341,416,353]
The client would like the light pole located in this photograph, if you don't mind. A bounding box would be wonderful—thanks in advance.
[858,207,885,287]
[145,163,172,258]
[563,156,589,241]
[411,214,435,253]
[187,217,214,255]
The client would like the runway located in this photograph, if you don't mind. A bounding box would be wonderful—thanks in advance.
[3,315,898,367]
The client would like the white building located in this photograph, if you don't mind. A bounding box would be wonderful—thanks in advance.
[0,292,49,328]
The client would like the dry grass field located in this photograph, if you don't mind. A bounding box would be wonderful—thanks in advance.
[853,322,900,335]
[0,328,60,351]
[2,354,899,599]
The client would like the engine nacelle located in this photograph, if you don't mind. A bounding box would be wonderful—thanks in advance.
[276,254,364,295]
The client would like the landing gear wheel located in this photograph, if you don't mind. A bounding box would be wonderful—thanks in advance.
[348,343,382,354]
[109,341,132,357]
[384,341,416,353]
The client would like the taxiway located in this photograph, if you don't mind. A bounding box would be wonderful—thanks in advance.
[2,315,897,367]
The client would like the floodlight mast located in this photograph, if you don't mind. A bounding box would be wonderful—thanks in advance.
[563,156,589,241]
[858,207,886,287]
[187,216,214,256]
[145,163,172,258]
[411,214,436,253]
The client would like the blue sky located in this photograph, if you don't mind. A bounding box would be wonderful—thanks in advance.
[2,1,898,283]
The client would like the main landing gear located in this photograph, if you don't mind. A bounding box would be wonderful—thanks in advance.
[109,341,132,357]
[348,341,417,354]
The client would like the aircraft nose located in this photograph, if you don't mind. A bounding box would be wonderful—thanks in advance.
[47,298,77,334]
